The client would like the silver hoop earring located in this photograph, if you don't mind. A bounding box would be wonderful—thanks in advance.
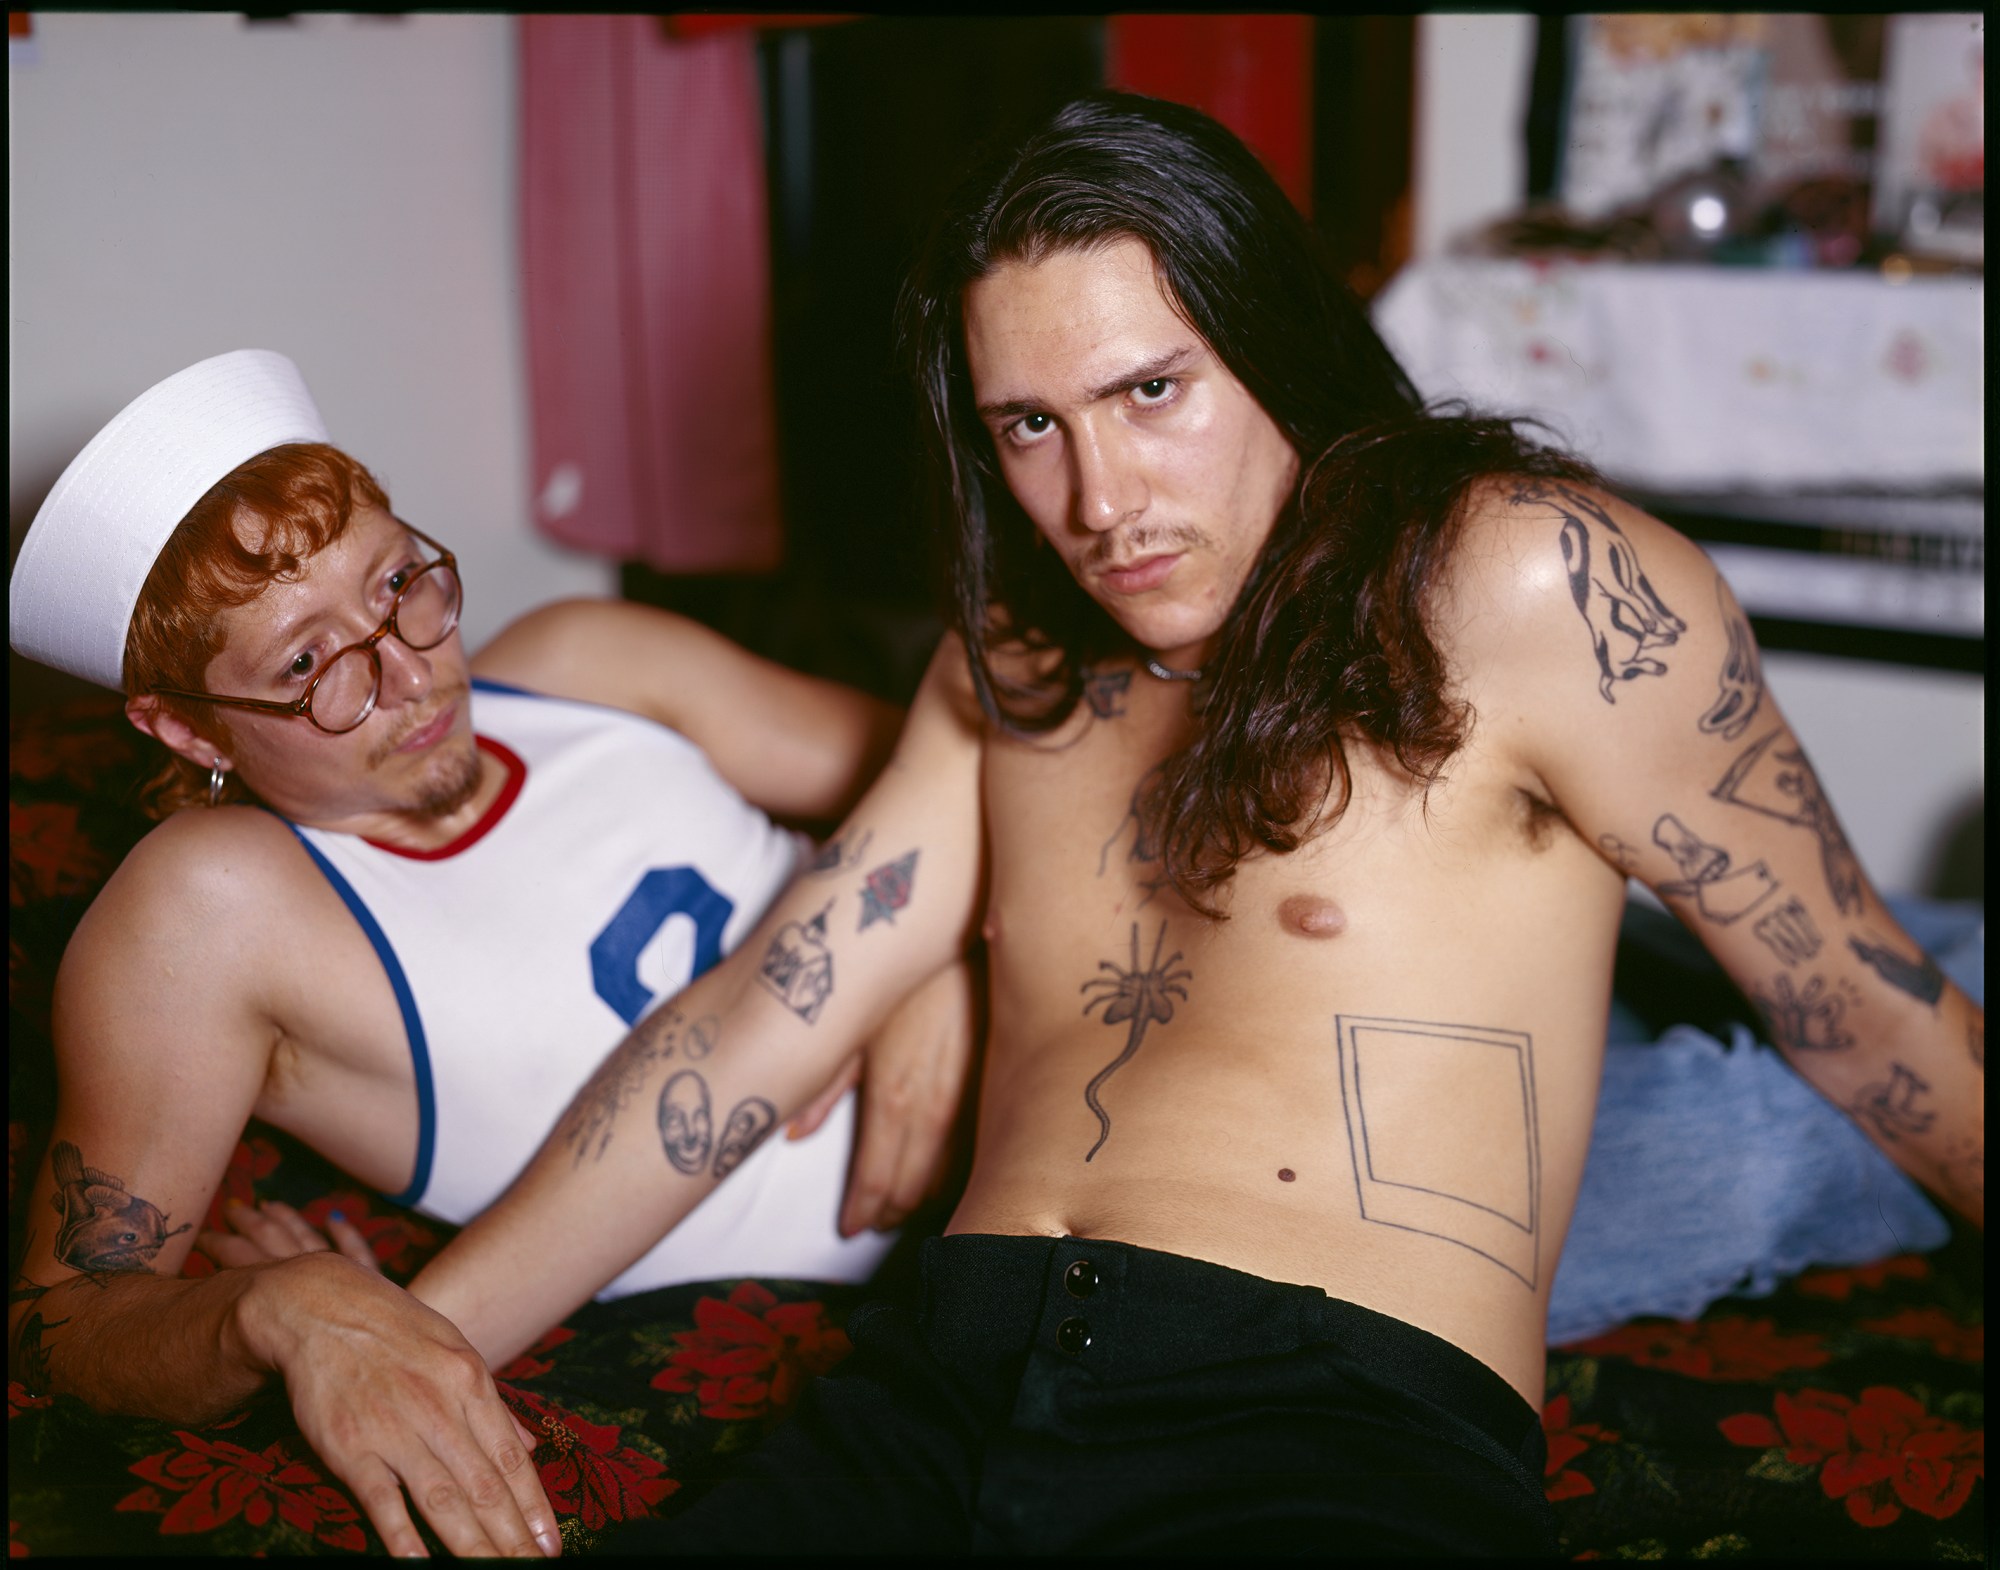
[208,757,227,808]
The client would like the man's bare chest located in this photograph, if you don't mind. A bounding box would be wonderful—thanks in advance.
[978,672,1600,1015]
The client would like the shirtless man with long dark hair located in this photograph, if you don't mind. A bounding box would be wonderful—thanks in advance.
[397,94,1980,1555]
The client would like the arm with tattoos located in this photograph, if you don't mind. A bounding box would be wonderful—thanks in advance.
[8,808,559,1559]
[410,636,990,1368]
[1459,481,1983,1229]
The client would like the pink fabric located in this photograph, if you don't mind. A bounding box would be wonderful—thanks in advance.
[520,16,782,572]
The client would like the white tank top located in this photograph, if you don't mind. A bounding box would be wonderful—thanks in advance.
[286,678,894,1296]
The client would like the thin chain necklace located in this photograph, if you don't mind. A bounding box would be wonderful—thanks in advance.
[1144,657,1203,682]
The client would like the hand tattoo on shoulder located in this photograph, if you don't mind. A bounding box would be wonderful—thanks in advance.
[1520,481,1686,702]
[1711,729,1863,916]
[46,1141,190,1273]
[759,904,836,1023]
[1847,933,1945,1008]
[1078,922,1191,1161]
[1699,576,1765,741]
[858,850,919,932]
[657,1068,775,1180]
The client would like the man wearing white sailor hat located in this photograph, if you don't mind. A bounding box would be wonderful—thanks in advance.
[8,349,969,1557]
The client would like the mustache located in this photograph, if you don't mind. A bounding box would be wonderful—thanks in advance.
[1083,523,1208,570]
[369,681,470,763]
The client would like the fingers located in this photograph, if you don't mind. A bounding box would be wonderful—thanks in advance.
[324,1210,387,1274]
[195,1228,271,1270]
[258,1199,336,1255]
[315,1367,558,1559]
[840,1108,908,1238]
[788,1056,861,1141]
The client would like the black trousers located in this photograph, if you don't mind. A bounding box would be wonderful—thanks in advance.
[602,1234,1559,1557]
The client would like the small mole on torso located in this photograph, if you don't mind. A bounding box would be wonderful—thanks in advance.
[1277,894,1347,938]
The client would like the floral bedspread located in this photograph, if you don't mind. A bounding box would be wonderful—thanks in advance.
[8,694,1986,1558]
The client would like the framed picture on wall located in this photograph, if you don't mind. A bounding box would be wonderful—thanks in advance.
[1870,12,1983,261]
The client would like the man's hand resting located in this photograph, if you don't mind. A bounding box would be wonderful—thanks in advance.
[790,957,981,1237]
[232,1251,560,1558]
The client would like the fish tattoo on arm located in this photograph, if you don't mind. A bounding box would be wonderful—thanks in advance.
[47,1142,191,1273]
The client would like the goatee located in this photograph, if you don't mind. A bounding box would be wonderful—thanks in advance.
[414,738,484,819]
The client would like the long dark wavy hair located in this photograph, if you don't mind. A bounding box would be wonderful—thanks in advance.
[897,92,1601,916]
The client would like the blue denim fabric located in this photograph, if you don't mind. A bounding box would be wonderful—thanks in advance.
[1548,896,1982,1345]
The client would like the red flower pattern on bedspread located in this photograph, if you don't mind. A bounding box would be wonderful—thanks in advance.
[8,802,109,906]
[1721,1385,1984,1525]
[502,1386,679,1529]
[1572,1315,1832,1380]
[648,1281,851,1421]
[9,1383,54,1420]
[116,1430,367,1550]
[294,1190,441,1278]
[1858,1307,1983,1362]
[1542,1394,1621,1501]
[1794,1256,1930,1300]
[496,1325,578,1382]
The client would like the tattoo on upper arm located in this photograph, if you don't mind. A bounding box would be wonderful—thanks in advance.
[759,904,835,1023]
[1753,897,1823,966]
[1653,814,1780,923]
[46,1142,191,1274]
[561,1007,719,1166]
[1969,1017,1984,1073]
[1754,973,1857,1054]
[1711,730,1863,915]
[1335,1016,1541,1289]
[1519,481,1686,702]
[1847,934,1946,1007]
[1077,922,1191,1161]
[713,1098,777,1178]
[1699,577,1765,741]
[1597,833,1641,873]
[809,827,873,877]
[1083,667,1132,720]
[656,1068,776,1180]
[657,1070,714,1174]
[858,851,919,931]
[1850,1063,1935,1143]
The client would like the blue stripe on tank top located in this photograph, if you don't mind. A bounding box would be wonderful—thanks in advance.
[283,824,438,1208]
[470,676,538,698]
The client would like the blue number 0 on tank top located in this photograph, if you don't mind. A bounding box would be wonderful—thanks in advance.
[589,867,735,1026]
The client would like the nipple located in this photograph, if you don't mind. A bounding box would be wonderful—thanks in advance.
[1277,894,1346,938]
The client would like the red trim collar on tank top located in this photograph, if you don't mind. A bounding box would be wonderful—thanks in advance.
[362,736,526,861]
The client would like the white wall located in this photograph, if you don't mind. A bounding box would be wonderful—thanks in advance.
[1407,12,1983,898]
[7,11,615,663]
[1413,14,1538,261]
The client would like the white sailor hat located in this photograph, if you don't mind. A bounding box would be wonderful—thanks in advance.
[9,349,331,690]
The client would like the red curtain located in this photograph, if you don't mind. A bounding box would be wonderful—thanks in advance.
[1106,14,1315,216]
[519,16,782,572]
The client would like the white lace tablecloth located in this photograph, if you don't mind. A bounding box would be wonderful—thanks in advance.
[1372,259,1984,493]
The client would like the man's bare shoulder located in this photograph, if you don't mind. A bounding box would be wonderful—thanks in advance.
[1437,475,1715,668]
[69,803,325,973]
[469,598,685,711]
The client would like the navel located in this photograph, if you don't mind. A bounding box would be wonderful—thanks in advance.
[1277,893,1346,938]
